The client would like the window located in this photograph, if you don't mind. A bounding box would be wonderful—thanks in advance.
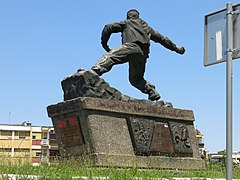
[32,135,36,140]
[42,131,48,139]
[19,131,26,139]
[50,133,56,140]
[0,131,12,139]
[0,148,11,152]
[18,131,30,140]
[14,148,30,152]
[0,148,12,157]
[36,152,42,157]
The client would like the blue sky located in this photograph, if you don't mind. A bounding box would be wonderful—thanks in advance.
[0,1,240,153]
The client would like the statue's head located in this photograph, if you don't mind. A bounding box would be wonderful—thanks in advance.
[127,9,140,19]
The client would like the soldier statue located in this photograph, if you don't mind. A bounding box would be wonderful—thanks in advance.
[91,9,185,101]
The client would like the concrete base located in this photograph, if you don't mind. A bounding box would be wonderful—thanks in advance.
[47,97,205,170]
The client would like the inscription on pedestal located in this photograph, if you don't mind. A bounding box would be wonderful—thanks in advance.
[57,117,84,147]
[128,118,193,157]
[128,118,154,155]
[150,122,174,154]
[169,121,193,156]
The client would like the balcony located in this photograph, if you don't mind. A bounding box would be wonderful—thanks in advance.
[49,139,58,150]
[41,139,49,146]
[0,139,30,148]
[32,140,41,146]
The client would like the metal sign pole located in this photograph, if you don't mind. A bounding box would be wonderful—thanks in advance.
[226,2,233,180]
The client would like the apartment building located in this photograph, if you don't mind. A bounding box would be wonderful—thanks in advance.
[0,122,59,164]
[1,122,207,163]
[209,150,240,164]
[195,128,208,159]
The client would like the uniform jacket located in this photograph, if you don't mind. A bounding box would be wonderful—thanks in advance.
[101,18,177,52]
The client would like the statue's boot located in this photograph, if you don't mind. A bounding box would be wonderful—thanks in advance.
[148,89,161,101]
[144,83,161,101]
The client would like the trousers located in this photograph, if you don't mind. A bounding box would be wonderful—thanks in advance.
[92,42,158,95]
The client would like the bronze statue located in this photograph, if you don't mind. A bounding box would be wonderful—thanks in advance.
[91,9,185,101]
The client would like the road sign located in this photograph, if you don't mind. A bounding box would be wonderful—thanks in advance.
[204,3,240,180]
[204,3,240,66]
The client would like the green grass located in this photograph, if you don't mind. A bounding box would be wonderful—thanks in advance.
[0,158,240,179]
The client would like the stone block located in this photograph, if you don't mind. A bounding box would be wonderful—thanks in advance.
[47,97,205,170]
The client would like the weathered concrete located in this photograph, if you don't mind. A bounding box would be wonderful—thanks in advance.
[47,97,205,170]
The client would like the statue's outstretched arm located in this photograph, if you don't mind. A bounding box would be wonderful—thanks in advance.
[150,28,185,55]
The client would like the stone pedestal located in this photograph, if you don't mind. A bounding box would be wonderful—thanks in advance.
[47,97,204,170]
